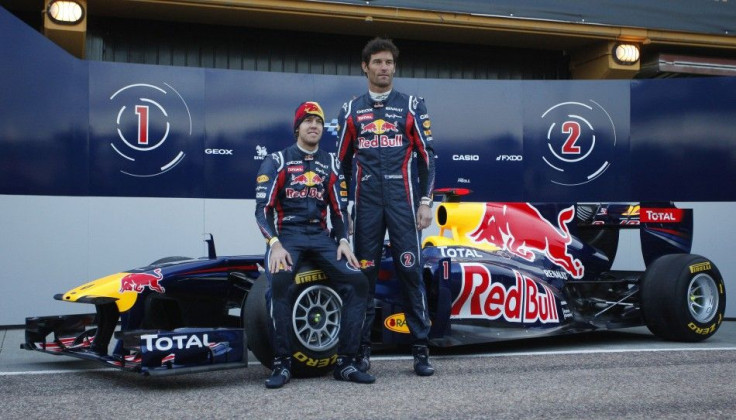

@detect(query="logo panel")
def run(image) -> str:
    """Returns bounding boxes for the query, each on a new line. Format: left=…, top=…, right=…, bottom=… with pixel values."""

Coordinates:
left=539, top=100, right=617, bottom=187
left=106, top=82, right=193, bottom=178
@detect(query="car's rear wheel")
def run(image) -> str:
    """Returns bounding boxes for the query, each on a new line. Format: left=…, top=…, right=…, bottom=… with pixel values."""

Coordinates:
left=641, top=254, right=726, bottom=342
left=243, top=273, right=341, bottom=377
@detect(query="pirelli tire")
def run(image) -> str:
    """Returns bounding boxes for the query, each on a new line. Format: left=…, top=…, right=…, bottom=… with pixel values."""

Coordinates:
left=641, top=254, right=726, bottom=342
left=243, top=274, right=272, bottom=369
left=243, top=273, right=342, bottom=377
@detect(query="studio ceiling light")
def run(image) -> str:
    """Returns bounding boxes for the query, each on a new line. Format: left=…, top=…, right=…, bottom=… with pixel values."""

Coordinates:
left=613, top=43, right=640, bottom=65
left=47, top=0, right=84, bottom=25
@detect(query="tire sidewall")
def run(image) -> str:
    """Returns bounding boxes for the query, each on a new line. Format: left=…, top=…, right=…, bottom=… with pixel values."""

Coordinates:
left=642, top=254, right=726, bottom=341
left=678, top=256, right=726, bottom=339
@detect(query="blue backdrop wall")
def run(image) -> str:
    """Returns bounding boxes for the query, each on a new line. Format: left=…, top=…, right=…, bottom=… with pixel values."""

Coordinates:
left=2, top=8, right=735, bottom=203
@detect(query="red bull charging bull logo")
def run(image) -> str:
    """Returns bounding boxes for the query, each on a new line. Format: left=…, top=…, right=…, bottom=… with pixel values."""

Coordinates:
left=359, top=259, right=375, bottom=269
left=119, top=268, right=165, bottom=293
left=467, top=203, right=584, bottom=279
left=287, top=171, right=325, bottom=199
left=360, top=119, right=399, bottom=135
left=290, top=171, right=323, bottom=187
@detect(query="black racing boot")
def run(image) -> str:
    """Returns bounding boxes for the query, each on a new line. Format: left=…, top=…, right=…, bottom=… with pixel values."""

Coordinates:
left=265, top=356, right=291, bottom=389
left=333, top=355, right=376, bottom=384
left=412, top=345, right=435, bottom=377
left=355, top=344, right=372, bottom=373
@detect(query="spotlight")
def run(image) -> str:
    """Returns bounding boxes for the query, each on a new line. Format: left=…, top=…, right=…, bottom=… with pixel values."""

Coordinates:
left=47, top=0, right=85, bottom=25
left=613, top=43, right=640, bottom=65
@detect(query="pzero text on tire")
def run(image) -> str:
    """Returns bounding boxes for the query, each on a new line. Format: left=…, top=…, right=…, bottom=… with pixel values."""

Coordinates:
left=641, top=254, right=726, bottom=342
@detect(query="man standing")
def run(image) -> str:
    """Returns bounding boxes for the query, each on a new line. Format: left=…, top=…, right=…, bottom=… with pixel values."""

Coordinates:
left=255, top=101, right=376, bottom=388
left=336, top=38, right=436, bottom=376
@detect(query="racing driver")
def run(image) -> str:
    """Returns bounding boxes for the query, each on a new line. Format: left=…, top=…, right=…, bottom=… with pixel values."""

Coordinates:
left=255, top=101, right=375, bottom=388
left=336, top=37, right=436, bottom=376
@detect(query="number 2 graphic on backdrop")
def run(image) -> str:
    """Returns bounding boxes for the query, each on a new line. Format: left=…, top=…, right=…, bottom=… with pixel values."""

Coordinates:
left=540, top=100, right=617, bottom=186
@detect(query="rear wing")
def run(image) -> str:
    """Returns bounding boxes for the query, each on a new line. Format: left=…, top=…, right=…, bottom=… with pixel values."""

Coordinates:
left=576, top=203, right=693, bottom=266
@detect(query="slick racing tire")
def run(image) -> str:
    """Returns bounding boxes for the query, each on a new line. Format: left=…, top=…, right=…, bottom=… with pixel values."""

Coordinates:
left=641, top=254, right=726, bottom=342
left=243, top=274, right=273, bottom=369
left=243, top=273, right=342, bottom=377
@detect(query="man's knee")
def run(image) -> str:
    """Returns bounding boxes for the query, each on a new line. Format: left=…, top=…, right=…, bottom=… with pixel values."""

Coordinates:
left=334, top=272, right=368, bottom=297
left=269, top=272, right=294, bottom=295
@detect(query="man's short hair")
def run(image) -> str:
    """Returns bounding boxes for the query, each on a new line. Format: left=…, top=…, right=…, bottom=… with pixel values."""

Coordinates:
left=361, top=37, right=399, bottom=64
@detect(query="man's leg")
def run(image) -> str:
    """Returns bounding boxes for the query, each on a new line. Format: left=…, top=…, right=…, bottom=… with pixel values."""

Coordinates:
left=264, top=241, right=303, bottom=388
left=309, top=234, right=375, bottom=384
left=353, top=202, right=386, bottom=372
left=386, top=199, right=434, bottom=376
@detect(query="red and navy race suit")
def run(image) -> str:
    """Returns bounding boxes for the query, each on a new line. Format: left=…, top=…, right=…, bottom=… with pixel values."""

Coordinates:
left=255, top=143, right=367, bottom=358
left=336, top=90, right=435, bottom=346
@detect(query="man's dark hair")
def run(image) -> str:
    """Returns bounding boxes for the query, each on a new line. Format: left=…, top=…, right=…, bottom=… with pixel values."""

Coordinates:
left=361, top=37, right=399, bottom=65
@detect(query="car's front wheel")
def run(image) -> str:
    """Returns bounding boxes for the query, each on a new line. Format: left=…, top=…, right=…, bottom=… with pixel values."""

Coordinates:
left=243, top=273, right=342, bottom=377
left=641, top=254, right=726, bottom=342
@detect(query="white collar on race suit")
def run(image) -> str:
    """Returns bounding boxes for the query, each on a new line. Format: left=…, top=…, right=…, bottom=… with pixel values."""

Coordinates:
left=369, top=90, right=391, bottom=102
left=297, top=144, right=318, bottom=155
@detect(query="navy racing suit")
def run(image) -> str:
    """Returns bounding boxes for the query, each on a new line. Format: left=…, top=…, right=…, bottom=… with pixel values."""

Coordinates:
left=255, top=143, right=367, bottom=358
left=336, top=90, right=435, bottom=346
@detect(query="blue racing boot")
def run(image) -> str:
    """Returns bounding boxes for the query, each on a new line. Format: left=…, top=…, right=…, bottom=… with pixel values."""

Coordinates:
left=412, top=345, right=435, bottom=376
left=265, top=356, right=291, bottom=389
left=333, top=355, right=376, bottom=384
left=355, top=345, right=372, bottom=373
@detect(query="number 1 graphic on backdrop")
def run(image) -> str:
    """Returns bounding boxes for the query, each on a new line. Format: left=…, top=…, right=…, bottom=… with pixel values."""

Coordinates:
left=108, top=82, right=190, bottom=177
left=135, top=105, right=149, bottom=145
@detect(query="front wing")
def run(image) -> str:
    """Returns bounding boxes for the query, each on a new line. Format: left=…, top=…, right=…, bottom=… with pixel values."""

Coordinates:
left=21, top=314, right=247, bottom=375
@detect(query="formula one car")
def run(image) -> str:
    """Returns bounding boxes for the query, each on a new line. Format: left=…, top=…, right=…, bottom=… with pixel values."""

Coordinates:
left=22, top=191, right=726, bottom=376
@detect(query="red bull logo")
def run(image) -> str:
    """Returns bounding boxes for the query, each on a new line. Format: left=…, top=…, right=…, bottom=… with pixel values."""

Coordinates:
left=468, top=203, right=584, bottom=279
left=360, top=119, right=398, bottom=135
left=359, top=259, right=375, bottom=269
left=303, top=102, right=322, bottom=114
left=291, top=171, right=323, bottom=187
left=286, top=187, right=324, bottom=199
left=295, top=101, right=325, bottom=123
left=451, top=264, right=560, bottom=324
left=119, top=268, right=165, bottom=293
left=358, top=135, right=404, bottom=149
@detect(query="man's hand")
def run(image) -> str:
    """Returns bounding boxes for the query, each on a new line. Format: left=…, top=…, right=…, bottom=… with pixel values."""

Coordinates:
left=416, top=204, right=432, bottom=230
left=269, top=241, right=292, bottom=273
left=336, top=239, right=360, bottom=269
